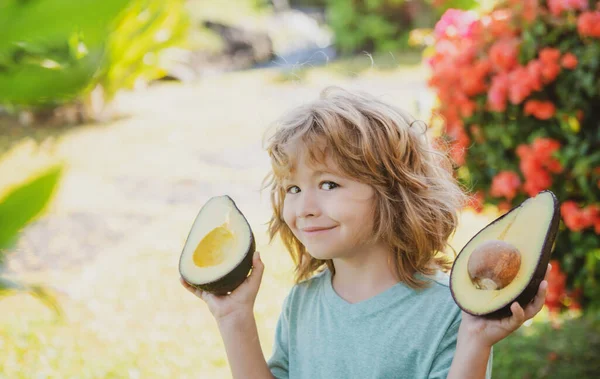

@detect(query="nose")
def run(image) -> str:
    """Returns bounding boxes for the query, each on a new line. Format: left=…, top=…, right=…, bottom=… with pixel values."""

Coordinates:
left=297, top=188, right=321, bottom=219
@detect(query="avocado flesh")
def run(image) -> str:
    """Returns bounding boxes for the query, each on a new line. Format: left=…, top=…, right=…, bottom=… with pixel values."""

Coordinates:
left=179, top=195, right=255, bottom=295
left=450, top=191, right=559, bottom=318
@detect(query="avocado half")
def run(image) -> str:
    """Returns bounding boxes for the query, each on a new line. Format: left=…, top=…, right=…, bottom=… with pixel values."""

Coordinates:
left=450, top=190, right=560, bottom=319
left=179, top=195, right=255, bottom=295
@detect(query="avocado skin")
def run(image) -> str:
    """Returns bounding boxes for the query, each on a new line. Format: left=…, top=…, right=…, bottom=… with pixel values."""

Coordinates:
left=450, top=190, right=560, bottom=319
left=179, top=195, right=256, bottom=296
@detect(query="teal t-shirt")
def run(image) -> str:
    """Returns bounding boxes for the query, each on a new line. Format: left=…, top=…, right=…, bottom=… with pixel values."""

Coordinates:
left=267, top=268, right=493, bottom=379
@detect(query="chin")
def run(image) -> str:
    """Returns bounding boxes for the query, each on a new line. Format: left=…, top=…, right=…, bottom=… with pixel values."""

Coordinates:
left=305, top=247, right=343, bottom=261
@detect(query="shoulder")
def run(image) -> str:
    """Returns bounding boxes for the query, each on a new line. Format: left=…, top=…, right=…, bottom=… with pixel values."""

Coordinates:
left=416, top=269, right=462, bottom=325
left=422, top=269, right=451, bottom=288
left=282, top=269, right=328, bottom=310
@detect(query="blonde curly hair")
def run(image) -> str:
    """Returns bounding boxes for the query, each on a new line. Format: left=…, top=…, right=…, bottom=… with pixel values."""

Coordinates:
left=261, top=86, right=468, bottom=289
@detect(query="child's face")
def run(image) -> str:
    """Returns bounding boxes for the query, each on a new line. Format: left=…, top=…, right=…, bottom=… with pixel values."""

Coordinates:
left=282, top=149, right=377, bottom=261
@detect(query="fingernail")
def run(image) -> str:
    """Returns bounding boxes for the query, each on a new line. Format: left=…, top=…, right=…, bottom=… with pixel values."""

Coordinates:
left=257, top=251, right=261, bottom=260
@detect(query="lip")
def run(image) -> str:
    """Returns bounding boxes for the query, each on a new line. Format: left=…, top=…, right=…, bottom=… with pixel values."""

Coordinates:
left=301, top=226, right=336, bottom=234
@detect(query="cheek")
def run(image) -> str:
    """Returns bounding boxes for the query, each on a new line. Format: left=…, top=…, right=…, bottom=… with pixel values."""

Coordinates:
left=345, top=199, right=376, bottom=233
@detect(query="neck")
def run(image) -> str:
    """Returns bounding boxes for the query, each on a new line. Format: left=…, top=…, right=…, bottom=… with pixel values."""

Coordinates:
left=330, top=243, right=399, bottom=304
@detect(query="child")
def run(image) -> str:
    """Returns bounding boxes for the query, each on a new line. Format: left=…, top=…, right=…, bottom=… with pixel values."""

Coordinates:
left=181, top=86, right=550, bottom=379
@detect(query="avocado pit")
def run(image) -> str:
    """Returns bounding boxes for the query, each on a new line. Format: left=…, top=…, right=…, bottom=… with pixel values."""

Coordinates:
left=467, top=239, right=521, bottom=290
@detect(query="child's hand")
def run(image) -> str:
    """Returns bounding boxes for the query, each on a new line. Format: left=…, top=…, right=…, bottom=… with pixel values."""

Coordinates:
left=180, top=251, right=264, bottom=324
left=458, top=263, right=551, bottom=348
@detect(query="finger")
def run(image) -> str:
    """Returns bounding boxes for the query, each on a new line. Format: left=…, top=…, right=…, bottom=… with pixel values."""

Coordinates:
left=524, top=280, right=548, bottom=320
left=197, top=288, right=218, bottom=308
left=188, top=284, right=218, bottom=306
left=180, top=276, right=210, bottom=300
left=225, top=251, right=264, bottom=298
left=180, top=277, right=195, bottom=293
left=247, top=250, right=265, bottom=289
left=509, top=302, right=525, bottom=329
left=545, top=263, right=551, bottom=281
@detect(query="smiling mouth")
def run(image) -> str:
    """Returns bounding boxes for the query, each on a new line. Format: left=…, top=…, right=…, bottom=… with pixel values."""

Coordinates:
left=302, top=226, right=337, bottom=235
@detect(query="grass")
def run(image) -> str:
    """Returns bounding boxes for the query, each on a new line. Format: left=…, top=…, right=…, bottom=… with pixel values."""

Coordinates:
left=492, top=310, right=600, bottom=379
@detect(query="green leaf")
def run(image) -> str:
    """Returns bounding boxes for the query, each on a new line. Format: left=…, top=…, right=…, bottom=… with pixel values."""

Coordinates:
left=576, top=174, right=592, bottom=199
left=0, top=278, right=63, bottom=318
left=68, top=30, right=89, bottom=60
left=520, top=29, right=537, bottom=63
left=0, top=165, right=63, bottom=250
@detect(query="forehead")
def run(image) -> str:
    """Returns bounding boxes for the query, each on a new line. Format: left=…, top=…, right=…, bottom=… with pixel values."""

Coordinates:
left=283, top=142, right=343, bottom=179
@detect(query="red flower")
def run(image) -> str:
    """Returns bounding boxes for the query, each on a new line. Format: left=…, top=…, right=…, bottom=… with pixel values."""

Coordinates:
left=489, top=38, right=520, bottom=72
left=548, top=0, right=589, bottom=17
left=561, top=53, right=578, bottom=69
left=523, top=169, right=552, bottom=196
left=539, top=48, right=561, bottom=63
left=508, top=67, right=531, bottom=104
left=560, top=202, right=599, bottom=232
left=525, top=60, right=544, bottom=91
left=498, top=201, right=513, bottom=212
left=532, top=138, right=562, bottom=171
left=491, top=171, right=522, bottom=200
left=521, top=0, right=539, bottom=23
left=524, top=100, right=556, bottom=120
left=487, top=9, right=516, bottom=38
left=459, top=98, right=477, bottom=118
left=488, top=73, right=509, bottom=112
left=581, top=205, right=599, bottom=226
left=434, top=9, right=479, bottom=40
left=517, top=138, right=562, bottom=196
left=561, top=201, right=584, bottom=231
left=447, top=123, right=470, bottom=166
left=542, top=62, right=561, bottom=83
left=546, top=260, right=566, bottom=315
left=578, top=11, right=600, bottom=38
left=537, top=48, right=562, bottom=83
left=461, top=59, right=491, bottom=96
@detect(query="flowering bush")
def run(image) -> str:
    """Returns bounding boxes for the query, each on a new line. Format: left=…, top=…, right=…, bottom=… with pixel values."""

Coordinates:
left=428, top=1, right=600, bottom=312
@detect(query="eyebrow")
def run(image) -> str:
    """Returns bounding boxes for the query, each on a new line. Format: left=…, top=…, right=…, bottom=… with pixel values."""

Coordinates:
left=284, top=169, right=340, bottom=183
left=312, top=170, right=331, bottom=177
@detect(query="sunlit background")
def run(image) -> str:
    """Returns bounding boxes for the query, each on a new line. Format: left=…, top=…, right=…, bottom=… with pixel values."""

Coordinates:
left=1, top=1, right=599, bottom=378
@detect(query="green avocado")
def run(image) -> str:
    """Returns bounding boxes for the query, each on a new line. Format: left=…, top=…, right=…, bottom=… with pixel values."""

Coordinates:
left=450, top=190, right=560, bottom=319
left=179, top=195, right=255, bottom=295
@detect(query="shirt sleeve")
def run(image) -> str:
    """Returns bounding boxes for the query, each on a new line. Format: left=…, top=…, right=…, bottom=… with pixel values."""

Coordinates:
left=428, top=320, right=494, bottom=379
left=267, top=293, right=291, bottom=379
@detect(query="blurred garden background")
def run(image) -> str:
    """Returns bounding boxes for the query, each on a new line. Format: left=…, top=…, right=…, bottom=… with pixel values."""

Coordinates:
left=1, top=0, right=599, bottom=378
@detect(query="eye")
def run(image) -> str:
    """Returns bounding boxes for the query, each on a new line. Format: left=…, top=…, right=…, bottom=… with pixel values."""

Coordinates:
left=286, top=185, right=300, bottom=194
left=321, top=181, right=339, bottom=190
